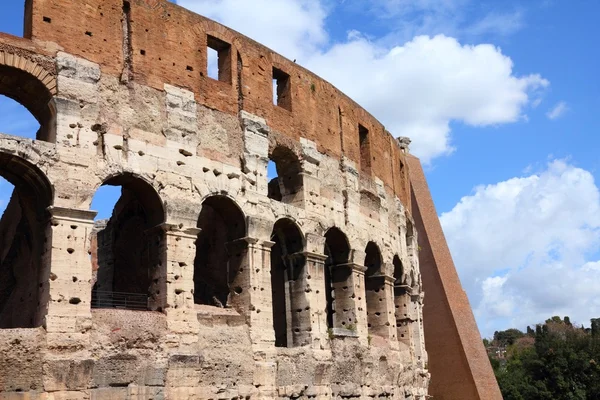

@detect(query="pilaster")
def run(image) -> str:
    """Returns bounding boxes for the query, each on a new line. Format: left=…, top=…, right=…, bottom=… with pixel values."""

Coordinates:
left=162, top=224, right=201, bottom=344
left=226, top=237, right=276, bottom=348
left=44, top=206, right=96, bottom=344
left=365, top=271, right=398, bottom=345
left=303, top=250, right=329, bottom=347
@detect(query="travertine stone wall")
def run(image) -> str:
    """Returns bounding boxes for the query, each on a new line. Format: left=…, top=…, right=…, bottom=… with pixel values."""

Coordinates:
left=0, top=1, right=433, bottom=398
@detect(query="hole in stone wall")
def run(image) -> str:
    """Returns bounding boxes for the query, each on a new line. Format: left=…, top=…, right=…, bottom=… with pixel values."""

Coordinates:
left=273, top=67, right=291, bottom=110
left=90, top=175, right=165, bottom=312
left=85, top=31, right=93, bottom=37
left=268, top=146, right=303, bottom=204
left=207, top=35, right=232, bottom=83
left=359, top=124, right=371, bottom=174
left=140, top=49, right=146, bottom=56
left=43, top=16, right=51, bottom=23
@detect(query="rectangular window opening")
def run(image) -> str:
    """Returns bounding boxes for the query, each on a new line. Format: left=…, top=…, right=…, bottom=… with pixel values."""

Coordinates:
left=207, top=35, right=232, bottom=83
left=359, top=124, right=371, bottom=173
left=273, top=67, right=291, bottom=111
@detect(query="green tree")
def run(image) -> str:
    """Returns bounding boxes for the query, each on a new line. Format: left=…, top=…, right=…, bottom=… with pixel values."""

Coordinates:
left=494, top=317, right=600, bottom=400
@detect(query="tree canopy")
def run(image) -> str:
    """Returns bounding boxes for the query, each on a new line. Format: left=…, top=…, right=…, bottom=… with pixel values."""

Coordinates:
left=488, top=316, right=600, bottom=400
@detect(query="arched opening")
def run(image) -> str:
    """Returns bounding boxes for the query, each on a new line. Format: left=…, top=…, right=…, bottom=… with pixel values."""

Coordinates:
left=267, top=146, right=303, bottom=204
left=393, top=255, right=403, bottom=285
left=0, top=62, right=55, bottom=142
left=323, top=227, right=354, bottom=330
left=194, top=195, right=246, bottom=308
left=0, top=96, right=40, bottom=139
left=364, top=242, right=386, bottom=336
left=0, top=153, right=53, bottom=328
left=270, top=218, right=308, bottom=347
left=90, top=174, right=165, bottom=311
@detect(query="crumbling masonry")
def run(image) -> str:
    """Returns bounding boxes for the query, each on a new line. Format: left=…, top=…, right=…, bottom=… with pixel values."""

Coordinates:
left=0, top=0, right=501, bottom=399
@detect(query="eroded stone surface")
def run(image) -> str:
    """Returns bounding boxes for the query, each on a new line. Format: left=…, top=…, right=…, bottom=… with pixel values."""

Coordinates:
left=0, top=1, right=433, bottom=398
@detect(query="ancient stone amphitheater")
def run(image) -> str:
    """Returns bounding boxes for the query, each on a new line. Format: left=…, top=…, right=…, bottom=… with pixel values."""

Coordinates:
left=0, top=0, right=501, bottom=399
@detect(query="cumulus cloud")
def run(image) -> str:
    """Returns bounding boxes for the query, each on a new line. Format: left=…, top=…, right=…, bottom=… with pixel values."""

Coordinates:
left=546, top=101, right=569, bottom=120
left=440, top=160, right=600, bottom=336
left=177, top=0, right=548, bottom=163
left=177, top=0, right=328, bottom=62
left=306, top=34, right=547, bottom=162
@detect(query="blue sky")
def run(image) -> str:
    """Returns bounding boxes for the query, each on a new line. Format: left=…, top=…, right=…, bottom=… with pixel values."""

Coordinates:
left=2, top=0, right=600, bottom=337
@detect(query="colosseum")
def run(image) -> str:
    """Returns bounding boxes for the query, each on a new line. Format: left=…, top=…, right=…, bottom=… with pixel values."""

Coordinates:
left=0, top=0, right=501, bottom=399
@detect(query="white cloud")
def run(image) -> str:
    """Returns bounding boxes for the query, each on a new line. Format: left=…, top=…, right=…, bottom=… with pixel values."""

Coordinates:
left=178, top=0, right=548, bottom=163
left=546, top=101, right=569, bottom=120
left=440, top=160, right=600, bottom=336
left=306, top=34, right=547, bottom=163
left=177, top=0, right=328, bottom=62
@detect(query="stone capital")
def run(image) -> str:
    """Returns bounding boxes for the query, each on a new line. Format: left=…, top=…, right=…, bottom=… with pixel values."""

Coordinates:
left=47, top=206, right=97, bottom=224
left=227, top=237, right=275, bottom=252
left=158, top=223, right=201, bottom=239
left=302, top=251, right=328, bottom=263
left=336, top=262, right=367, bottom=274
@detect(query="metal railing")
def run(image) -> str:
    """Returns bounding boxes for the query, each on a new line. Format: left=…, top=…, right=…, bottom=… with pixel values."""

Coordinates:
left=91, top=290, right=149, bottom=311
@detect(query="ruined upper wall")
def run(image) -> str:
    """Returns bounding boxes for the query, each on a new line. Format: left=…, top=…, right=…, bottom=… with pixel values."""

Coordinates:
left=24, top=0, right=410, bottom=208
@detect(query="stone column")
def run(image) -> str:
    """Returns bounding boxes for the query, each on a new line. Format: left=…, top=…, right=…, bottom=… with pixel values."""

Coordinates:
left=227, top=237, right=277, bottom=393
left=411, top=289, right=426, bottom=367
left=329, top=260, right=368, bottom=345
left=42, top=207, right=97, bottom=393
left=303, top=250, right=329, bottom=347
left=394, top=284, right=414, bottom=356
left=44, top=206, right=97, bottom=343
left=162, top=224, right=201, bottom=345
left=365, top=271, right=397, bottom=344
left=226, top=237, right=275, bottom=347
left=281, top=251, right=311, bottom=347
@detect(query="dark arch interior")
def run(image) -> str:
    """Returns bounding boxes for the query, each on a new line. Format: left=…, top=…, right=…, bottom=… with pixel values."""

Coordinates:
left=364, top=241, right=382, bottom=278
left=91, top=174, right=165, bottom=311
left=271, top=218, right=306, bottom=347
left=324, top=227, right=352, bottom=329
left=0, top=153, right=53, bottom=328
left=0, top=64, right=55, bottom=142
left=194, top=195, right=247, bottom=307
left=324, top=227, right=350, bottom=266
left=393, top=255, right=403, bottom=285
left=268, top=146, right=303, bottom=203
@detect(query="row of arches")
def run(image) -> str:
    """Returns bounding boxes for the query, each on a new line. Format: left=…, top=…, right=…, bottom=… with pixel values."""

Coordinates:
left=0, top=156, right=419, bottom=351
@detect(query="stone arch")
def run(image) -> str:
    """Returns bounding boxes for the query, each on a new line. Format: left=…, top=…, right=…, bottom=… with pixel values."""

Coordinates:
left=268, top=145, right=303, bottom=203
left=90, top=173, right=166, bottom=311
left=0, top=50, right=57, bottom=142
left=270, top=217, right=309, bottom=347
left=194, top=195, right=247, bottom=307
left=0, top=151, right=53, bottom=328
left=323, top=227, right=354, bottom=330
